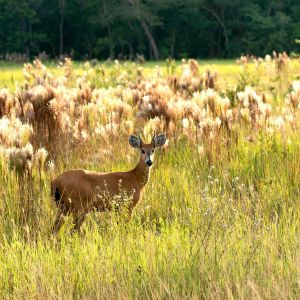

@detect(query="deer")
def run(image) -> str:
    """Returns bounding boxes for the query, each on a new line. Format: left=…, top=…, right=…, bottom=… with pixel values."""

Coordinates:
left=51, top=133, right=167, bottom=232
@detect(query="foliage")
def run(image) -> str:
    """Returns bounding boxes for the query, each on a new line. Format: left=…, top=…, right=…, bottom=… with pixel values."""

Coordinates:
left=0, top=0, right=300, bottom=59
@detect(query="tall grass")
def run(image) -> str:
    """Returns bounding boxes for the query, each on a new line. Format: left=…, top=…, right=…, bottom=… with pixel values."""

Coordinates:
left=0, top=56, right=299, bottom=299
left=0, top=131, right=299, bottom=299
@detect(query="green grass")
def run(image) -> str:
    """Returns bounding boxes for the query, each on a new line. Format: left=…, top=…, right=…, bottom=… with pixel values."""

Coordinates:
left=0, top=59, right=300, bottom=298
left=1, top=58, right=298, bottom=92
left=0, top=59, right=241, bottom=90
left=0, top=132, right=300, bottom=299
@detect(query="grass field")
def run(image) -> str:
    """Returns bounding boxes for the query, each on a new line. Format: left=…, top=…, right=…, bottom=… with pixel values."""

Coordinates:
left=0, top=57, right=300, bottom=299
left=0, top=59, right=241, bottom=90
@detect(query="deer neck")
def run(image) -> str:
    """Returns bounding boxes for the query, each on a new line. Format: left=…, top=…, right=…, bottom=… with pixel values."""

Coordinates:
left=132, top=157, right=151, bottom=188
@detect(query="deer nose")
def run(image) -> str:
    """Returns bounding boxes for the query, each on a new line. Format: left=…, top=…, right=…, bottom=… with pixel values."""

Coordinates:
left=146, top=160, right=153, bottom=167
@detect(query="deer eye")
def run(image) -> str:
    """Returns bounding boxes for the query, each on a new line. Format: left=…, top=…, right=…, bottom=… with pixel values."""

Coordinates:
left=141, top=149, right=145, bottom=154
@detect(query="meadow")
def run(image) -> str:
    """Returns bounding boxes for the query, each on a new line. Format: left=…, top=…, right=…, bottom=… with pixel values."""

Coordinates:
left=0, top=55, right=300, bottom=299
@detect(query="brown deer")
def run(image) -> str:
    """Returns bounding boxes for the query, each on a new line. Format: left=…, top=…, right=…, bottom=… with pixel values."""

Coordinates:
left=51, top=133, right=166, bottom=232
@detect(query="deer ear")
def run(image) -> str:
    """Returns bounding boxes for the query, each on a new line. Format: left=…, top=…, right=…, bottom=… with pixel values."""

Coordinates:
left=153, top=133, right=167, bottom=148
left=129, top=135, right=142, bottom=148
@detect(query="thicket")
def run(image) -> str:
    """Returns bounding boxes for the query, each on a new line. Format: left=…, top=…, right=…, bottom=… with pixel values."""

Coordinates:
left=0, top=0, right=299, bottom=60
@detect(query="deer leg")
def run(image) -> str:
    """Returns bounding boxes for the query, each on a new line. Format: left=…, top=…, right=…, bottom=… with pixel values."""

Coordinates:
left=51, top=211, right=66, bottom=234
left=73, top=213, right=86, bottom=231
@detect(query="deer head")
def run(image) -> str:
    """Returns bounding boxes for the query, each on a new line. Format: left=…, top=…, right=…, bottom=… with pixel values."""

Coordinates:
left=129, top=133, right=167, bottom=167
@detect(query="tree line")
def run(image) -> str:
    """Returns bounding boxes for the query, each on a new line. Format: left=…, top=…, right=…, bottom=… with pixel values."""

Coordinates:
left=0, top=0, right=299, bottom=60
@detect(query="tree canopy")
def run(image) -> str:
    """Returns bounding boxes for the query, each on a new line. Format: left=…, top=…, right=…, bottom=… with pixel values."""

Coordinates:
left=0, top=0, right=299, bottom=59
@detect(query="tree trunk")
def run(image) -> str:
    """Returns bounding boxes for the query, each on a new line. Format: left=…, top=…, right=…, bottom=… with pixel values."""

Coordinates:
left=22, top=19, right=30, bottom=58
left=171, top=30, right=176, bottom=58
left=107, top=25, right=114, bottom=58
left=202, top=5, right=230, bottom=56
left=140, top=19, right=159, bottom=60
left=27, top=21, right=32, bottom=58
left=103, top=0, right=114, bottom=58
left=128, top=42, right=134, bottom=60
left=126, top=0, right=159, bottom=60
left=59, top=19, right=64, bottom=56
left=59, top=0, right=65, bottom=56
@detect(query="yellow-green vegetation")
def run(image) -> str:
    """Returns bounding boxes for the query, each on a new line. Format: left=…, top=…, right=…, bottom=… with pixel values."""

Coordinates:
left=0, top=56, right=300, bottom=299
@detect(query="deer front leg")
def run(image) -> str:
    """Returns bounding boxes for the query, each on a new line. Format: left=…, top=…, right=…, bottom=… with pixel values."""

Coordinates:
left=51, top=211, right=66, bottom=234
left=73, top=213, right=86, bottom=231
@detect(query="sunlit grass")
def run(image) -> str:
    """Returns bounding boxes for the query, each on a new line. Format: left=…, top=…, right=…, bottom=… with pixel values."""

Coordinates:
left=0, top=58, right=299, bottom=298
left=0, top=59, right=242, bottom=90
left=1, top=58, right=298, bottom=91
left=0, top=132, right=300, bottom=298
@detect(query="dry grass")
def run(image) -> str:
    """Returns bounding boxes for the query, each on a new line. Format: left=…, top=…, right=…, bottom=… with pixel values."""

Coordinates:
left=0, top=54, right=299, bottom=299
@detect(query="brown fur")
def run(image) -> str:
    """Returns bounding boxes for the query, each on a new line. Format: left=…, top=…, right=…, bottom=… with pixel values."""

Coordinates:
left=51, top=139, right=163, bottom=232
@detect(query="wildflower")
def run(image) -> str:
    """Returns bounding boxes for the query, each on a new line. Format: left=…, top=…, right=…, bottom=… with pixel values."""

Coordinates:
left=35, top=147, right=48, bottom=170
left=182, top=118, right=189, bottom=129
left=214, top=117, right=222, bottom=129
left=48, top=160, right=55, bottom=172
left=81, top=130, right=89, bottom=141
left=197, top=144, right=205, bottom=157
left=265, top=55, right=271, bottom=62
left=272, top=116, right=285, bottom=129
left=19, top=124, right=33, bottom=146
left=83, top=61, right=90, bottom=69
left=7, top=143, right=33, bottom=174
left=23, top=101, right=35, bottom=123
